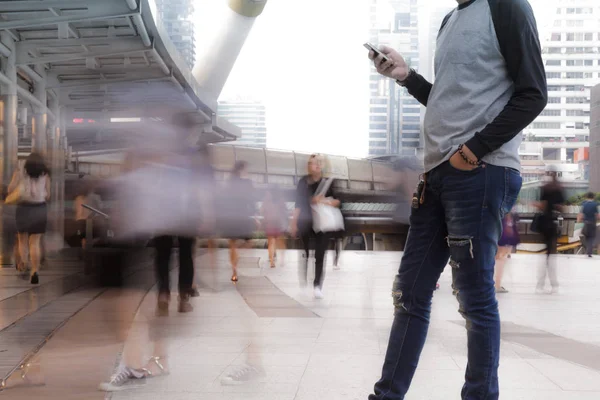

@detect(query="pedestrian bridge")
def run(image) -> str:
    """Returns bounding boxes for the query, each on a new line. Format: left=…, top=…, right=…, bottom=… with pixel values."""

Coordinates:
left=68, top=144, right=405, bottom=201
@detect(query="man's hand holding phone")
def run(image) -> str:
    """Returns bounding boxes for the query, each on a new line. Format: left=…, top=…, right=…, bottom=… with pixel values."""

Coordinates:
left=366, top=44, right=410, bottom=82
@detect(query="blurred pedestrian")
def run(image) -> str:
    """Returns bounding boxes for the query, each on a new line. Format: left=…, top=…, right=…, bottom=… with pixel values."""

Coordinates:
left=291, top=154, right=340, bottom=299
left=7, top=153, right=51, bottom=284
left=535, top=168, right=565, bottom=294
left=494, top=210, right=520, bottom=293
left=221, top=161, right=258, bottom=282
left=98, top=112, right=214, bottom=391
left=578, top=192, right=598, bottom=258
left=261, top=187, right=288, bottom=268
left=333, top=234, right=344, bottom=270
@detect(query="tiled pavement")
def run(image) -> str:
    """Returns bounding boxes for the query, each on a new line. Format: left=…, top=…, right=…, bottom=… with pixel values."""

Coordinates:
left=1, top=249, right=600, bottom=399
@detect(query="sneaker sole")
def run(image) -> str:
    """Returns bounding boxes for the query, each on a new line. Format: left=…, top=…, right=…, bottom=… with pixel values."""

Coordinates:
left=98, top=382, right=146, bottom=392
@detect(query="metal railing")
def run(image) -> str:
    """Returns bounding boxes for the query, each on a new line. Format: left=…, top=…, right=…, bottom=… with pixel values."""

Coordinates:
left=81, top=204, right=111, bottom=253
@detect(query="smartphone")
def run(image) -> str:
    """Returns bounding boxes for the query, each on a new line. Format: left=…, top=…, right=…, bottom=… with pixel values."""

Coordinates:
left=364, top=42, right=389, bottom=62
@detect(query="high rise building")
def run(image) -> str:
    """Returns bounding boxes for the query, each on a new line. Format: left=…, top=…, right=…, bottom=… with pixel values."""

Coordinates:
left=155, top=0, right=196, bottom=69
left=590, top=84, right=600, bottom=191
left=368, top=0, right=421, bottom=156
left=218, top=99, right=267, bottom=148
left=523, top=1, right=600, bottom=168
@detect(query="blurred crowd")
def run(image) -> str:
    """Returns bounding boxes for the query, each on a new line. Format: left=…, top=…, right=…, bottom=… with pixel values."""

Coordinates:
left=4, top=112, right=599, bottom=392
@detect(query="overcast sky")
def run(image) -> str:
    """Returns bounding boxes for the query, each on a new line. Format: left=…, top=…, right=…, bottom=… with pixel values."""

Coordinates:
left=194, top=0, right=557, bottom=157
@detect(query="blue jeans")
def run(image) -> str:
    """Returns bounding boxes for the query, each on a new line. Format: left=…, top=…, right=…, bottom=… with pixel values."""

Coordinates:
left=369, top=161, right=522, bottom=400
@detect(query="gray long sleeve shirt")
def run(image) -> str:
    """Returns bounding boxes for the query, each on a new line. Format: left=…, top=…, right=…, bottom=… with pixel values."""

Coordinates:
left=402, top=0, right=547, bottom=172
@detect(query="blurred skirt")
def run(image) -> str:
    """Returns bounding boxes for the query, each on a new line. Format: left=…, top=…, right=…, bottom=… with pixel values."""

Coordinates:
left=16, top=202, right=47, bottom=234
left=219, top=218, right=255, bottom=241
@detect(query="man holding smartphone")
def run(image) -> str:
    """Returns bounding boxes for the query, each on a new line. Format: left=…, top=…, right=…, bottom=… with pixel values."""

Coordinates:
left=367, top=0, right=546, bottom=399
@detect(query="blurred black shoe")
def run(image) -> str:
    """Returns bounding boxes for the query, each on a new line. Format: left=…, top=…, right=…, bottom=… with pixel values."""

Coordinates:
left=178, top=294, right=193, bottom=313
left=156, top=293, right=169, bottom=316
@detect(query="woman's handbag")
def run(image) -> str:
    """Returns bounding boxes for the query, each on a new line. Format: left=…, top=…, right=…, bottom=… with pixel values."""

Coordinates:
left=5, top=173, right=33, bottom=205
left=312, top=178, right=344, bottom=233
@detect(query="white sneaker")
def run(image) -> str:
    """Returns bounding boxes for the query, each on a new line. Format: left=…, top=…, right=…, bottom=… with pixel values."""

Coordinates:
left=221, top=364, right=265, bottom=386
left=98, top=367, right=146, bottom=392
left=314, top=287, right=324, bottom=299
left=550, top=286, right=559, bottom=295
left=535, top=288, right=546, bottom=295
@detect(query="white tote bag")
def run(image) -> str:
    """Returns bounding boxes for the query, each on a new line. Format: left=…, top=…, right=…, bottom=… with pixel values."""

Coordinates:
left=311, top=178, right=344, bottom=233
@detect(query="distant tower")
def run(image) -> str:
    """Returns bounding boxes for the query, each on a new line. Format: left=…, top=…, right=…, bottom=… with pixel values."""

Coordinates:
left=218, top=98, right=268, bottom=148
left=155, top=0, right=196, bottom=69
left=368, top=0, right=422, bottom=157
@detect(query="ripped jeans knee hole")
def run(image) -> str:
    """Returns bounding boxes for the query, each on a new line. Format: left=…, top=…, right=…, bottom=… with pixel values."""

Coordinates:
left=447, top=236, right=474, bottom=269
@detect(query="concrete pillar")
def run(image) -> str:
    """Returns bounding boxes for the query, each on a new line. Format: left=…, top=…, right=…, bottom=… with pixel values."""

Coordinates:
left=48, top=98, right=61, bottom=235
left=57, top=116, right=66, bottom=240
left=192, top=0, right=268, bottom=99
left=0, top=32, right=18, bottom=266
left=32, top=66, right=48, bottom=154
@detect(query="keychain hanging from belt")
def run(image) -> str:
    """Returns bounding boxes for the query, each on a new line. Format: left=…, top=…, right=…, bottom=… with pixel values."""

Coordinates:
left=411, top=174, right=426, bottom=210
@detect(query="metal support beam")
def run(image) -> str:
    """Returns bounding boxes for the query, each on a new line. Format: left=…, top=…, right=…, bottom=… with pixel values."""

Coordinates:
left=18, top=65, right=43, bottom=83
left=132, top=14, right=151, bottom=47
left=125, top=0, right=139, bottom=10
left=0, top=41, right=10, bottom=58
left=16, top=37, right=149, bottom=65
left=50, top=65, right=161, bottom=75
left=0, top=0, right=135, bottom=30
left=124, top=1, right=152, bottom=48
left=3, top=30, right=19, bottom=42
left=150, top=49, right=170, bottom=75
left=16, top=86, right=55, bottom=120
left=48, top=8, right=80, bottom=39
left=49, top=73, right=172, bottom=90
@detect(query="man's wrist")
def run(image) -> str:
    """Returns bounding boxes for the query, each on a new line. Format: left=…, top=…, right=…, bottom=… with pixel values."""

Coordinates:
left=458, top=144, right=480, bottom=166
left=463, top=135, right=490, bottom=162
left=396, top=68, right=414, bottom=86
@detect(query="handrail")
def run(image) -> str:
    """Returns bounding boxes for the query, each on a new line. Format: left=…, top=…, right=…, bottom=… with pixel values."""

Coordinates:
left=82, top=204, right=109, bottom=219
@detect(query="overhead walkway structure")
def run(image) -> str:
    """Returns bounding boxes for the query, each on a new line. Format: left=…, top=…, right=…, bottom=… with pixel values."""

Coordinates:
left=0, top=0, right=267, bottom=265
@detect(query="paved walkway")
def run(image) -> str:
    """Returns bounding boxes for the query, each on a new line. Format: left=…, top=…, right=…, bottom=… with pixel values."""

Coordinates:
left=1, top=249, right=600, bottom=399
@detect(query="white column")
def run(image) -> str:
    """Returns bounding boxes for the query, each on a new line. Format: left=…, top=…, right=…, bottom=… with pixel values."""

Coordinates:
left=192, top=0, right=268, bottom=99
left=58, top=114, right=66, bottom=240
left=49, top=98, right=61, bottom=233
left=0, top=32, right=18, bottom=266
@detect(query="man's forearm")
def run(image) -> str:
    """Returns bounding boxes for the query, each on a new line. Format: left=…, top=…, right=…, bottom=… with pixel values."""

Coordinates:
left=398, top=69, right=433, bottom=107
